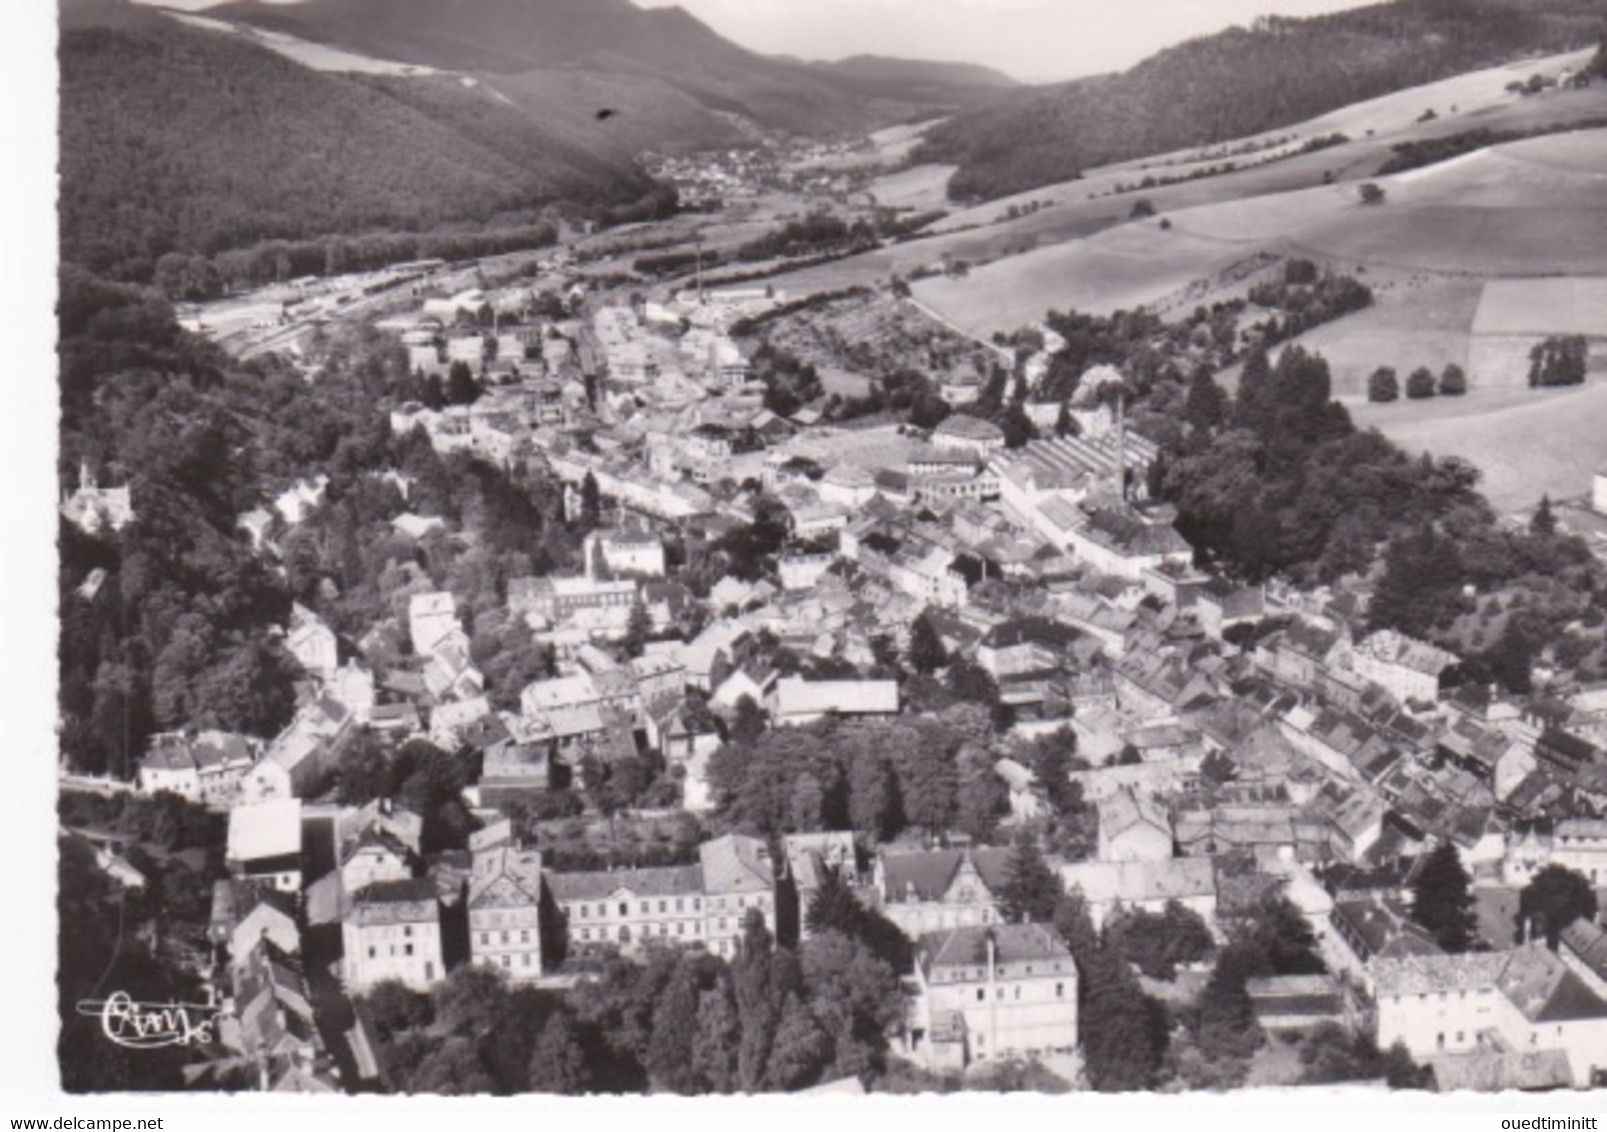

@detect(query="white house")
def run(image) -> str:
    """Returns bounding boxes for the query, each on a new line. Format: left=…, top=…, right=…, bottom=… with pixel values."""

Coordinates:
left=1097, top=788, right=1174, bottom=862
left=468, top=844, right=544, bottom=980
left=137, top=731, right=258, bottom=805
left=1349, top=630, right=1457, bottom=706
left=585, top=526, right=666, bottom=579
left=875, top=847, right=1011, bottom=939
left=226, top=799, right=304, bottom=893
left=343, top=879, right=443, bottom=993
left=287, top=604, right=339, bottom=680
left=408, top=592, right=460, bottom=658
left=1373, top=947, right=1607, bottom=1088
left=906, top=924, right=1078, bottom=1072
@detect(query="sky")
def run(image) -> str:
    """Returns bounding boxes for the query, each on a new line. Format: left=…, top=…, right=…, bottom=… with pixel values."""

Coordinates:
left=632, top=0, right=1383, bottom=82
left=144, top=0, right=1382, bottom=83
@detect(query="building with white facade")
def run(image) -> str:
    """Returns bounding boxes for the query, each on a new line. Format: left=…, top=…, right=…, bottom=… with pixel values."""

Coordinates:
left=468, top=844, right=544, bottom=980
left=584, top=525, right=667, bottom=579
left=875, top=847, right=1011, bottom=939
left=931, top=415, right=1006, bottom=457
left=906, top=924, right=1078, bottom=1072
left=549, top=864, right=710, bottom=958
left=699, top=834, right=777, bottom=959
left=226, top=799, right=304, bottom=894
left=1349, top=630, right=1456, bottom=706
left=342, top=879, right=443, bottom=993
left=137, top=731, right=259, bottom=805
left=1372, top=946, right=1607, bottom=1088
left=407, top=592, right=460, bottom=658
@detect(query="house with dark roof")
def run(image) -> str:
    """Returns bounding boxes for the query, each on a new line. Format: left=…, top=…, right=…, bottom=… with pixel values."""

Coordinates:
left=221, top=937, right=328, bottom=1091
left=1328, top=894, right=1443, bottom=986
left=1246, top=974, right=1352, bottom=1034
left=468, top=845, right=544, bottom=980
left=341, top=879, right=443, bottom=992
left=874, top=847, right=1012, bottom=939
left=976, top=616, right=1086, bottom=680
left=1559, top=919, right=1607, bottom=1000
left=905, top=924, right=1078, bottom=1072
left=1064, top=506, right=1192, bottom=581
left=137, top=731, right=260, bottom=806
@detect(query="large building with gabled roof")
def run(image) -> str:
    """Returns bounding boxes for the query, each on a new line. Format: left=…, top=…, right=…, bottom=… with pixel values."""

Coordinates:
left=468, top=844, right=544, bottom=980
left=1372, top=944, right=1607, bottom=1087
left=342, top=878, right=442, bottom=992
left=906, top=923, right=1078, bottom=1072
left=874, top=846, right=1012, bottom=939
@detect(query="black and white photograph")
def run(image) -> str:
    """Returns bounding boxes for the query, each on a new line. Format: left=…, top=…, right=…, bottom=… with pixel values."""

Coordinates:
left=24, top=0, right=1607, bottom=1110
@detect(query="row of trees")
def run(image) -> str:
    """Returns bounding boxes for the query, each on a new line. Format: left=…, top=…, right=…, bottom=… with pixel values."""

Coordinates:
left=1367, top=363, right=1467, bottom=402
left=366, top=904, right=904, bottom=1095
left=1529, top=336, right=1590, bottom=388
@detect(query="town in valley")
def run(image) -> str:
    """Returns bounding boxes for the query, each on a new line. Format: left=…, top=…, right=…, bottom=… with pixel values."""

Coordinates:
left=52, top=0, right=1607, bottom=1101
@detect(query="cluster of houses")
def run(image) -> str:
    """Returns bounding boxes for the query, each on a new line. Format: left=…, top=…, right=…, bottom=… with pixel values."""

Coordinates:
left=96, top=256, right=1607, bottom=1094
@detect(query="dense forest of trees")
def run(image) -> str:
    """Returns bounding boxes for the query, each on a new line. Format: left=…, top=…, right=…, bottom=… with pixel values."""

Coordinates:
left=57, top=268, right=585, bottom=776
left=362, top=909, right=903, bottom=1095
left=1147, top=335, right=1607, bottom=690
left=916, top=0, right=1606, bottom=200
left=704, top=710, right=1001, bottom=843
left=1377, top=118, right=1607, bottom=176
left=59, top=5, right=659, bottom=282
left=1529, top=335, right=1590, bottom=387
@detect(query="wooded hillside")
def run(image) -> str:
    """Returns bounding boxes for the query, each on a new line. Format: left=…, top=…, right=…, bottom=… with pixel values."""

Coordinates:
left=917, top=0, right=1606, bottom=201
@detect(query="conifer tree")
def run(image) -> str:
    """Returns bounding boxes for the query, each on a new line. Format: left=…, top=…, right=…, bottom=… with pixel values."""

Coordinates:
left=998, top=836, right=1062, bottom=925
left=1409, top=842, right=1478, bottom=953
left=907, top=612, right=948, bottom=675
left=527, top=1011, right=589, bottom=1095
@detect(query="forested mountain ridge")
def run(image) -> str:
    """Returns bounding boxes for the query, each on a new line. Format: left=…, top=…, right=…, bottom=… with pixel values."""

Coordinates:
left=805, top=55, right=1020, bottom=99
left=59, top=0, right=1020, bottom=282
left=59, top=2, right=660, bottom=280
left=208, top=0, right=1016, bottom=136
left=917, top=0, right=1607, bottom=201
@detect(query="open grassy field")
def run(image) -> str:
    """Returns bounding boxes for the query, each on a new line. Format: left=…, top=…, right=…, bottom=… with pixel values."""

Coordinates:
left=1349, top=378, right=1607, bottom=514
left=869, top=163, right=957, bottom=211
left=763, top=51, right=1607, bottom=317
left=1285, top=275, right=1487, bottom=397
left=868, top=118, right=948, bottom=164
left=911, top=124, right=1607, bottom=337
left=915, top=224, right=1256, bottom=330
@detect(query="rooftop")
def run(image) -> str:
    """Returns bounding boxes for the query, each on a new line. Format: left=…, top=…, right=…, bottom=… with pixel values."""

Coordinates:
left=773, top=677, right=900, bottom=719
left=934, top=414, right=1005, bottom=441
left=546, top=864, right=705, bottom=902
left=700, top=834, right=773, bottom=895
left=880, top=847, right=1012, bottom=903
left=227, top=799, right=303, bottom=863
left=918, top=922, right=1073, bottom=974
